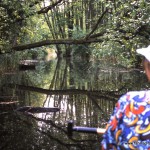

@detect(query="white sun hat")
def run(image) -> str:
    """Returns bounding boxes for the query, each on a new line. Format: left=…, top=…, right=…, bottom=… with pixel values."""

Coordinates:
left=136, top=45, right=150, bottom=61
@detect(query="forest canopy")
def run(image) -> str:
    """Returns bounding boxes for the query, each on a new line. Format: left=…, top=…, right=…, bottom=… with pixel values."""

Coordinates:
left=0, top=1, right=150, bottom=149
left=0, top=0, right=150, bottom=65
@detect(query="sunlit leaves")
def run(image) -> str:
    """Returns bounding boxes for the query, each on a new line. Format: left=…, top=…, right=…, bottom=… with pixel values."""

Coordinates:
left=1, top=0, right=150, bottom=67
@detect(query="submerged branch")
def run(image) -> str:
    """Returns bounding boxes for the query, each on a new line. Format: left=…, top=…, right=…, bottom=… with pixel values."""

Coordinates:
left=8, top=84, right=89, bottom=95
left=7, top=84, right=120, bottom=101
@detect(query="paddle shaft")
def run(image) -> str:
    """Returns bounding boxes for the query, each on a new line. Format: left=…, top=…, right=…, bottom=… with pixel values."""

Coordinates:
left=67, top=121, right=106, bottom=136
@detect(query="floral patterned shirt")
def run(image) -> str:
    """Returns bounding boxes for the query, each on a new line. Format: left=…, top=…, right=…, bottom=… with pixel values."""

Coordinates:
left=101, top=91, right=150, bottom=150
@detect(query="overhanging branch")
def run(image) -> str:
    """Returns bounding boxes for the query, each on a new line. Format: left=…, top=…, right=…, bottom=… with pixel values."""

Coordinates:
left=12, top=39, right=103, bottom=51
left=38, top=0, right=63, bottom=14
left=85, top=9, right=108, bottom=39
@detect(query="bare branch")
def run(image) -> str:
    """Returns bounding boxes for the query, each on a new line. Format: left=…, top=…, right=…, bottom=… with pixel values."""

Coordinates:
left=38, top=0, right=63, bottom=14
left=16, top=106, right=60, bottom=113
left=7, top=84, right=120, bottom=101
left=85, top=9, right=108, bottom=39
left=12, top=39, right=103, bottom=51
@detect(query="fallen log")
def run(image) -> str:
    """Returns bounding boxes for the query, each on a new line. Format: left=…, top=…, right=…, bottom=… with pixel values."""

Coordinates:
left=7, top=84, right=120, bottom=100
left=0, top=101, right=18, bottom=111
left=0, top=101, right=18, bottom=105
left=19, top=60, right=39, bottom=65
left=12, top=39, right=103, bottom=51
left=16, top=106, right=60, bottom=113
left=19, top=64, right=36, bottom=71
left=19, top=60, right=39, bottom=71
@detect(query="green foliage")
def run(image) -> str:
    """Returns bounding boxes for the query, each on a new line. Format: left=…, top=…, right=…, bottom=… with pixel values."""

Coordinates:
left=1, top=0, right=150, bottom=66
left=20, top=15, right=51, bottom=44
left=89, top=0, right=150, bottom=66
left=0, top=0, right=27, bottom=52
left=72, top=26, right=87, bottom=39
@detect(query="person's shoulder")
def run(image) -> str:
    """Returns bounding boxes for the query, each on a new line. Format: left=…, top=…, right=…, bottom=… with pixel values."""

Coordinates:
left=119, top=90, right=150, bottom=103
left=126, top=90, right=148, bottom=95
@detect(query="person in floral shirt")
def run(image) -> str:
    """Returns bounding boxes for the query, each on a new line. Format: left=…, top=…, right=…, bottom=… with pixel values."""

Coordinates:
left=101, top=45, right=150, bottom=150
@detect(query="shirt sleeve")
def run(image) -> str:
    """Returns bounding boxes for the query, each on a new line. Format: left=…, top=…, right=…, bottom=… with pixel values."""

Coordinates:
left=101, top=90, right=150, bottom=150
left=101, top=93, right=127, bottom=150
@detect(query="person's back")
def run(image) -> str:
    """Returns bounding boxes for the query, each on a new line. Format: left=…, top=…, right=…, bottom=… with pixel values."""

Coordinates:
left=101, top=45, right=150, bottom=150
left=101, top=90, right=150, bottom=150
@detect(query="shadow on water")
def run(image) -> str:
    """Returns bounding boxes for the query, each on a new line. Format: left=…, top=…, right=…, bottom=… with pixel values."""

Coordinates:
left=0, top=54, right=149, bottom=150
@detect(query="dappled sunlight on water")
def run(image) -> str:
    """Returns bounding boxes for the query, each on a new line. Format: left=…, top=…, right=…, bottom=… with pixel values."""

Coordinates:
left=1, top=55, right=149, bottom=150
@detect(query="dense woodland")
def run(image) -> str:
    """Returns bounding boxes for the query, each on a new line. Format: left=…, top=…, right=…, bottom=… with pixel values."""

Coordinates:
left=1, top=0, right=150, bottom=64
left=0, top=0, right=150, bottom=150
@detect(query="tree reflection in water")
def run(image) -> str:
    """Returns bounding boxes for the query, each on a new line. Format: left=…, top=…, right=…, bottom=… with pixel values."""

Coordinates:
left=0, top=56, right=148, bottom=150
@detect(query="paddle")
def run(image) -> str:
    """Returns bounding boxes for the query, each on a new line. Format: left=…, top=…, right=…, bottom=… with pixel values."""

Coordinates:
left=67, top=120, right=106, bottom=137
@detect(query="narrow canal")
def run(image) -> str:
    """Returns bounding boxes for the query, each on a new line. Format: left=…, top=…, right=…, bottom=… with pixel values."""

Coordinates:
left=0, top=53, right=149, bottom=150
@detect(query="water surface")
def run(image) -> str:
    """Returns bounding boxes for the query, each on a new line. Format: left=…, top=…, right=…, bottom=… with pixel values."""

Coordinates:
left=0, top=55, right=148, bottom=150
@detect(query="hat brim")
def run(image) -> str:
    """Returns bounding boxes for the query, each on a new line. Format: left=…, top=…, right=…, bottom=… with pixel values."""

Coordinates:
left=136, top=45, right=150, bottom=61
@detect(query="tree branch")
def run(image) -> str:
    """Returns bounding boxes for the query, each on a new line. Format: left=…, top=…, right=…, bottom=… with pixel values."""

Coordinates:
left=88, top=31, right=106, bottom=39
left=85, top=9, right=108, bottom=39
left=16, top=106, right=60, bottom=113
left=38, top=0, right=63, bottom=14
left=7, top=84, right=120, bottom=101
left=12, top=39, right=103, bottom=51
